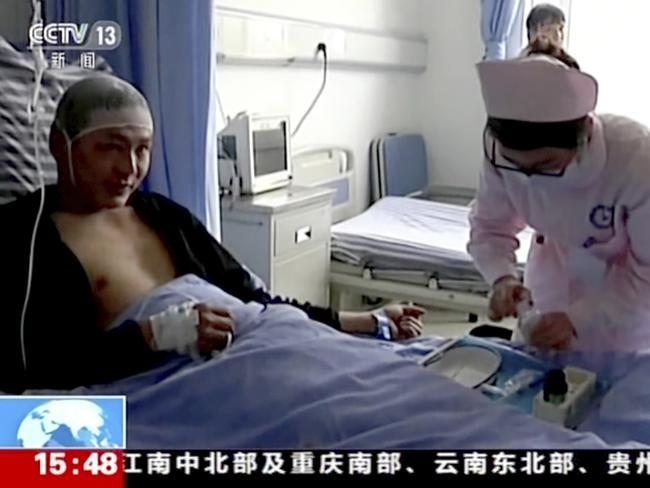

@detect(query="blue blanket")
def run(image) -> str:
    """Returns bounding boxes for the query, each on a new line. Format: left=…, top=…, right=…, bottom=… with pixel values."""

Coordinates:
left=52, top=322, right=648, bottom=448
left=25, top=275, right=650, bottom=449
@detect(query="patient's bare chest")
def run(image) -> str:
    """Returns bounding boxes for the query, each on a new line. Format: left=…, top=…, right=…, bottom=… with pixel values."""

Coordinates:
left=52, top=207, right=176, bottom=328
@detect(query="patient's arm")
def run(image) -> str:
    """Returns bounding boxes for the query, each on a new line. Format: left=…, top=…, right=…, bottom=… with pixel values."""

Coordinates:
left=138, top=303, right=235, bottom=356
left=153, top=195, right=424, bottom=338
left=162, top=197, right=342, bottom=329
left=340, top=304, right=425, bottom=339
left=90, top=320, right=167, bottom=384
left=70, top=305, right=234, bottom=388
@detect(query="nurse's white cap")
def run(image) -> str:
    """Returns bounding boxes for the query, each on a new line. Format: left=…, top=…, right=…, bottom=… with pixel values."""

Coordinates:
left=476, top=55, right=598, bottom=122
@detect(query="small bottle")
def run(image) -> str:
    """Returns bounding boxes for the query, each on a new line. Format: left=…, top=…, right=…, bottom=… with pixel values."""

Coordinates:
left=516, top=301, right=542, bottom=343
left=543, top=369, right=568, bottom=405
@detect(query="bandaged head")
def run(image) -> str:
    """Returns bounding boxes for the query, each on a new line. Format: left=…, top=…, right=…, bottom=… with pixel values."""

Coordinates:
left=50, top=75, right=154, bottom=186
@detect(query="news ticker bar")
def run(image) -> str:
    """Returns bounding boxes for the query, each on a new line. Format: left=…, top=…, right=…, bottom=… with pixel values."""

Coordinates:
left=3, top=450, right=650, bottom=486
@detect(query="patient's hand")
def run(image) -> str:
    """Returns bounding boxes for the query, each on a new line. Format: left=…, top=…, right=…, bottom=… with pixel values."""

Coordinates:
left=338, top=304, right=425, bottom=340
left=141, top=303, right=235, bottom=356
left=194, top=304, right=235, bottom=355
left=382, top=304, right=425, bottom=339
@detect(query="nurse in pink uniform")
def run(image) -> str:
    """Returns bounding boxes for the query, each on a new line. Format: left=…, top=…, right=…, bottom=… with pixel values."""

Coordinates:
left=469, top=42, right=650, bottom=352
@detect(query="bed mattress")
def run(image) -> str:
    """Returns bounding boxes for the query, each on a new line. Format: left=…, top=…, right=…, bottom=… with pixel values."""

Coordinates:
left=331, top=196, right=533, bottom=285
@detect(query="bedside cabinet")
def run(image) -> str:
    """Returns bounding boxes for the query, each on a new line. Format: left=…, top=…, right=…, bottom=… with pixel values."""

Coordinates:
left=220, top=186, right=335, bottom=307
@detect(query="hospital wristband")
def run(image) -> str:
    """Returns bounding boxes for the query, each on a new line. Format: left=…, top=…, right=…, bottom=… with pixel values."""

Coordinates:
left=372, top=311, right=393, bottom=341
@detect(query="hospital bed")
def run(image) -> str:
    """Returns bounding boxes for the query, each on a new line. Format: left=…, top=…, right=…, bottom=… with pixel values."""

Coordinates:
left=1, top=37, right=648, bottom=451
left=292, top=138, right=533, bottom=315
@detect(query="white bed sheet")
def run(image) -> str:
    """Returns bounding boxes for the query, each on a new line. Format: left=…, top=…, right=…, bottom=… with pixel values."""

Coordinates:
left=331, top=197, right=533, bottom=279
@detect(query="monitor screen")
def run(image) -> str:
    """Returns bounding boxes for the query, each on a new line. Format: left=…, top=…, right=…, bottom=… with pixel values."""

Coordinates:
left=252, top=122, right=288, bottom=177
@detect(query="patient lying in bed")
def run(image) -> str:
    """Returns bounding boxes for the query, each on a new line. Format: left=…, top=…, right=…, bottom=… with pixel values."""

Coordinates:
left=53, top=276, right=648, bottom=450
left=0, top=75, right=424, bottom=393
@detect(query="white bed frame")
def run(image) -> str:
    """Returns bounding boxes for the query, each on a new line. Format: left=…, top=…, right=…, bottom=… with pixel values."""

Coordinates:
left=329, top=267, right=489, bottom=314
left=291, top=146, right=490, bottom=317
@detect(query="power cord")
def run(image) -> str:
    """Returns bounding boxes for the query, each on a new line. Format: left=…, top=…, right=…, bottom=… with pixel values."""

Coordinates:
left=291, top=42, right=328, bottom=138
left=216, top=88, right=228, bottom=125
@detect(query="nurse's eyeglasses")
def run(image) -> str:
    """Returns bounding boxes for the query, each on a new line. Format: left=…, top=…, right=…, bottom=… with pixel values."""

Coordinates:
left=483, top=128, right=566, bottom=178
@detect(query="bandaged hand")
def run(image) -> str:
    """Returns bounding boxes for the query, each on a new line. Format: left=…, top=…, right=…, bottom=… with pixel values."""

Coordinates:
left=489, top=275, right=532, bottom=321
left=529, top=312, right=577, bottom=351
left=146, top=301, right=234, bottom=358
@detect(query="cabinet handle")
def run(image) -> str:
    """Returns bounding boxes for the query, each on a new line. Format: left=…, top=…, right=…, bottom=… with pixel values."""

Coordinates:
left=295, top=226, right=312, bottom=243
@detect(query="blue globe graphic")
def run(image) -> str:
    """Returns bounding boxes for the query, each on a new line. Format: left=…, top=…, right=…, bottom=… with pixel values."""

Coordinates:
left=17, top=400, right=118, bottom=448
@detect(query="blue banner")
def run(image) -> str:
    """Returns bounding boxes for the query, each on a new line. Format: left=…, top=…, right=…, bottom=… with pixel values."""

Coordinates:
left=0, top=396, right=125, bottom=449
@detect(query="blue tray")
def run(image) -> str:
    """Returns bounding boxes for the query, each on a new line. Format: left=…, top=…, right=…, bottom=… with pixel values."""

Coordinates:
left=447, top=336, right=609, bottom=418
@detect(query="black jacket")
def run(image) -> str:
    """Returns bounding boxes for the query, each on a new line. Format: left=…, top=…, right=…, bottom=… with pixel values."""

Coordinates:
left=0, top=187, right=340, bottom=393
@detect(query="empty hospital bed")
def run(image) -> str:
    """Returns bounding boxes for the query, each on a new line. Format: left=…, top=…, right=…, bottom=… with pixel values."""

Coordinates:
left=293, top=135, right=532, bottom=314
left=331, top=195, right=533, bottom=312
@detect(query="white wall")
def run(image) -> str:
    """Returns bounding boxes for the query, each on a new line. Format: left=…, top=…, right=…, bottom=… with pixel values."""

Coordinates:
left=216, top=0, right=424, bottom=212
left=218, top=0, right=423, bottom=34
left=568, top=0, right=650, bottom=128
left=4, top=0, right=489, bottom=203
left=417, top=0, right=486, bottom=188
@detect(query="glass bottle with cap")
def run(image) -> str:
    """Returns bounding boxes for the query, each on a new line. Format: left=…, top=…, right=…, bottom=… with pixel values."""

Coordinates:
left=543, top=369, right=568, bottom=405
